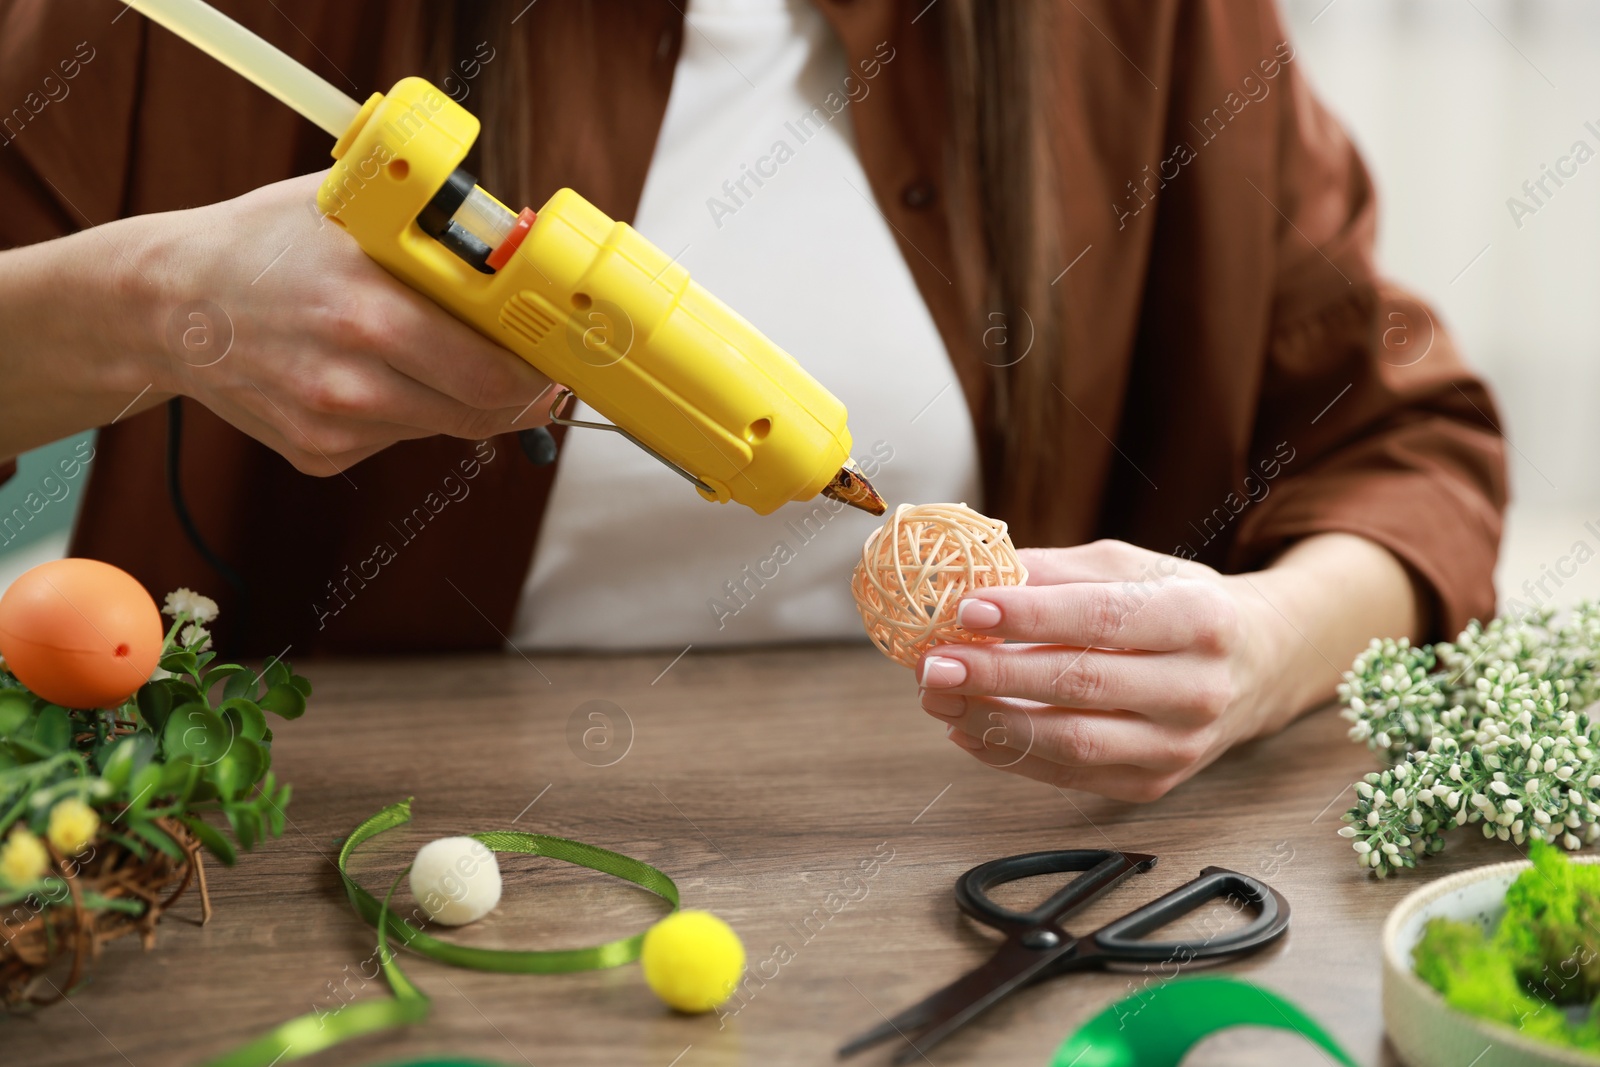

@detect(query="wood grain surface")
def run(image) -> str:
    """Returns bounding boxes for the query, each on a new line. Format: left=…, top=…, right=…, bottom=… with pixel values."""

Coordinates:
left=2, top=643, right=1530, bottom=1067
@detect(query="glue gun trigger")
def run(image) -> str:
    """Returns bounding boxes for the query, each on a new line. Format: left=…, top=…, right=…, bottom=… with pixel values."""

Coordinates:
left=544, top=387, right=716, bottom=495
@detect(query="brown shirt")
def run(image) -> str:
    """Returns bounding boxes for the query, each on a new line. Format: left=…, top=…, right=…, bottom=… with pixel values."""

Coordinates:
left=0, top=0, right=1507, bottom=655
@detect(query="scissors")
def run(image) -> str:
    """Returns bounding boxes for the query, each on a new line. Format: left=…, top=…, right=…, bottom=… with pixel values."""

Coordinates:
left=837, top=849, right=1290, bottom=1064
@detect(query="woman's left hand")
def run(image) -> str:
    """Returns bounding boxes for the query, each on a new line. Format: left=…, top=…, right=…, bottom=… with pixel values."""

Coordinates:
left=915, top=535, right=1416, bottom=802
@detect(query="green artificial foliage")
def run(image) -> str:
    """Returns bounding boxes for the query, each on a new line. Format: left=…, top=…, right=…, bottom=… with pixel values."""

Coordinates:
left=1413, top=842, right=1600, bottom=1054
left=0, top=591, right=307, bottom=906
left=1337, top=604, right=1600, bottom=875
left=1501, top=835, right=1600, bottom=1000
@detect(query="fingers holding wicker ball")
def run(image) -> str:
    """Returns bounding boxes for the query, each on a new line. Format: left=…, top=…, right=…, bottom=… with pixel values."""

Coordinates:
left=1011, top=538, right=1199, bottom=585
left=953, top=575, right=1239, bottom=654
left=920, top=689, right=1219, bottom=775
left=921, top=694, right=1211, bottom=801
left=948, top=741, right=1193, bottom=804
left=918, top=642, right=1238, bottom=723
left=850, top=503, right=1028, bottom=668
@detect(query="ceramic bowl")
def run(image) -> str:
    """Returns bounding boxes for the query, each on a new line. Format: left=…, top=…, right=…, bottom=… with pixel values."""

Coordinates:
left=1383, top=856, right=1600, bottom=1067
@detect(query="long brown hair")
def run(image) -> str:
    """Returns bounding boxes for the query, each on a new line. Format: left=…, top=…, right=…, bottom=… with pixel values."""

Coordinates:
left=425, top=1, right=1062, bottom=543
left=939, top=0, right=1061, bottom=545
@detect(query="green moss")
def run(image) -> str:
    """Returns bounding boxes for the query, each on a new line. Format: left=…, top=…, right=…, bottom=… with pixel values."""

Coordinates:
left=1414, top=842, right=1600, bottom=1053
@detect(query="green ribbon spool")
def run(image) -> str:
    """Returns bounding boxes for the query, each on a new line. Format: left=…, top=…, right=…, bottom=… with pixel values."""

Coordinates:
left=1049, top=976, right=1360, bottom=1067
left=201, top=798, right=678, bottom=1067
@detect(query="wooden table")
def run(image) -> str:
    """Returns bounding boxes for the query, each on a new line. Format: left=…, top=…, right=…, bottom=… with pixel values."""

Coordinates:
left=7, top=644, right=1523, bottom=1067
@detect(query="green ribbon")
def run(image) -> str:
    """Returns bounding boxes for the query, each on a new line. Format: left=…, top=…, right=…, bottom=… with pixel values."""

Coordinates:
left=1049, top=976, right=1359, bottom=1067
left=341, top=804, right=680, bottom=973
left=201, top=798, right=678, bottom=1067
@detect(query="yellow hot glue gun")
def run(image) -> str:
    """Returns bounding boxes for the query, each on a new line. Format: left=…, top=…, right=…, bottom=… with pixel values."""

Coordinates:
left=119, top=0, right=885, bottom=518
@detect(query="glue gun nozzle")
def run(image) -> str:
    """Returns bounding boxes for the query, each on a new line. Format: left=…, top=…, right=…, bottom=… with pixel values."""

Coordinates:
left=821, top=458, right=887, bottom=516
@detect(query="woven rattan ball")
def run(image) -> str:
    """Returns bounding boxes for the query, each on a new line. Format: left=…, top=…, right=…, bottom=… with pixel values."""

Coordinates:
left=850, top=502, right=1028, bottom=667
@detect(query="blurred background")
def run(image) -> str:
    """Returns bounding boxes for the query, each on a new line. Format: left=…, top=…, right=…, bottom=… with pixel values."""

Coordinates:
left=4, top=0, right=1598, bottom=614
left=1281, top=0, right=1600, bottom=610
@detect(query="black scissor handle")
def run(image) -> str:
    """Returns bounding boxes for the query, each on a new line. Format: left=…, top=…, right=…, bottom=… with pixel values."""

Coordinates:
left=1089, top=865, right=1290, bottom=962
left=954, top=849, right=1157, bottom=933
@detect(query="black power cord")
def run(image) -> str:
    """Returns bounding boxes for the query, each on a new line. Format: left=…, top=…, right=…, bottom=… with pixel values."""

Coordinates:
left=518, top=426, right=558, bottom=465
left=165, top=398, right=251, bottom=635
left=165, top=403, right=553, bottom=643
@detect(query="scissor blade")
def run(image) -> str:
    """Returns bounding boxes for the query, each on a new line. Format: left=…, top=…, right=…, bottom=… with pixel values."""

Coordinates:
left=888, top=941, right=1067, bottom=1064
left=840, top=938, right=1068, bottom=1061
left=837, top=977, right=972, bottom=1057
left=837, top=1016, right=919, bottom=1058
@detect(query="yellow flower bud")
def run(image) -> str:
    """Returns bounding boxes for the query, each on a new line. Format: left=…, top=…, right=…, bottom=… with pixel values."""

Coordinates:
left=0, top=828, right=49, bottom=886
left=47, top=797, right=99, bottom=856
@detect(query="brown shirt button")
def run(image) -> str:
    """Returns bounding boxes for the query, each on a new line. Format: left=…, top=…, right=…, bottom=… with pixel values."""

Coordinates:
left=902, top=180, right=936, bottom=209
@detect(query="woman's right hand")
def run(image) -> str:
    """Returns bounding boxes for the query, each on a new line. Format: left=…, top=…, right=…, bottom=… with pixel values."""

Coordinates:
left=0, top=171, right=554, bottom=473
left=140, top=172, right=556, bottom=474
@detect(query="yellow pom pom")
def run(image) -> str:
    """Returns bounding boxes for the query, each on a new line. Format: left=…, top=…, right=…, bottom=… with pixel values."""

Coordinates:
left=47, top=797, right=99, bottom=856
left=640, top=910, right=745, bottom=1013
left=0, top=828, right=49, bottom=886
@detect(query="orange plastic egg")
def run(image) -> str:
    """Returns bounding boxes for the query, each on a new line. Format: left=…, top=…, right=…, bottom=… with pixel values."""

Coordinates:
left=0, top=558, right=163, bottom=709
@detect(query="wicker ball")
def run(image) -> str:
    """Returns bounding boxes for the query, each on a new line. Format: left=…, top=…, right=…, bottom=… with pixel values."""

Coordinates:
left=850, top=503, right=1028, bottom=667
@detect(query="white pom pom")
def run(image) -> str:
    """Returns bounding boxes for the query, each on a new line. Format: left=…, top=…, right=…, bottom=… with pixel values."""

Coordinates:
left=409, top=836, right=502, bottom=926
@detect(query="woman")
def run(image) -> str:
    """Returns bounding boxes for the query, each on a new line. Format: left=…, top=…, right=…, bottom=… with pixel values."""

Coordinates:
left=0, top=0, right=1506, bottom=801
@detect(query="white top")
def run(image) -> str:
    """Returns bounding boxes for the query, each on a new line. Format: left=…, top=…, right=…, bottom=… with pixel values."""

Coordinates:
left=509, top=0, right=981, bottom=651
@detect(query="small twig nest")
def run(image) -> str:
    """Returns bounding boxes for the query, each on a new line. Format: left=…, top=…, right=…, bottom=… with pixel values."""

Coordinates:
left=850, top=503, right=1028, bottom=667
left=1, top=817, right=208, bottom=1008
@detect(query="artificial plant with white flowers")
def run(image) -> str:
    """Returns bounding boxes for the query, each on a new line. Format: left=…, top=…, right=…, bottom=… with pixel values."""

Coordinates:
left=1337, top=603, right=1600, bottom=876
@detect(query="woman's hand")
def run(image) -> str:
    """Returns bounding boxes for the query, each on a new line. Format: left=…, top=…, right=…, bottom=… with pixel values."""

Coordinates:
left=142, top=172, right=556, bottom=474
left=0, top=172, right=553, bottom=471
left=915, top=533, right=1425, bottom=802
